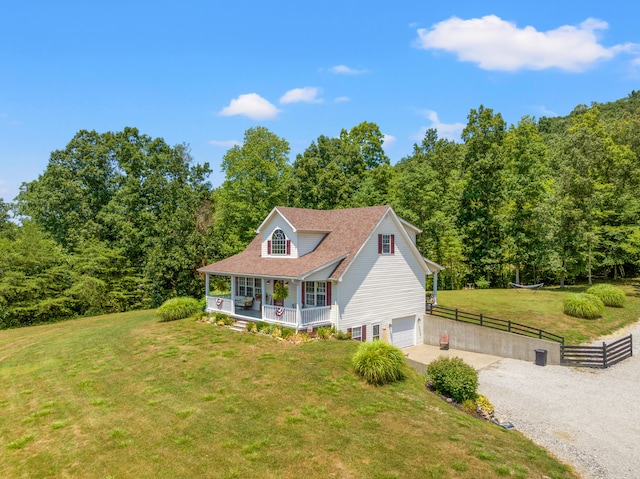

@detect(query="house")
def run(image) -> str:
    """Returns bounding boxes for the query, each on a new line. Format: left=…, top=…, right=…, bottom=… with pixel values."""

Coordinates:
left=198, top=205, right=443, bottom=348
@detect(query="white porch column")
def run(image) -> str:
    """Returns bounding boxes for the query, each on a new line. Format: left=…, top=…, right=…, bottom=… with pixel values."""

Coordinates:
left=231, top=275, right=236, bottom=314
left=432, top=271, right=438, bottom=306
left=296, top=281, right=302, bottom=328
left=205, top=274, right=210, bottom=298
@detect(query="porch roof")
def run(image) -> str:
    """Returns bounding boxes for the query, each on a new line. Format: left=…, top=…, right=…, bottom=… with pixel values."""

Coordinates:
left=198, top=205, right=390, bottom=280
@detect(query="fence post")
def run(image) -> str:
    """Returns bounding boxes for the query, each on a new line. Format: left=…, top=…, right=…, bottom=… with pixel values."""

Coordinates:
left=479, top=313, right=483, bottom=327
left=508, top=320, right=511, bottom=333
left=630, top=334, right=633, bottom=357
left=455, top=309, right=458, bottom=321
left=603, top=341, right=608, bottom=368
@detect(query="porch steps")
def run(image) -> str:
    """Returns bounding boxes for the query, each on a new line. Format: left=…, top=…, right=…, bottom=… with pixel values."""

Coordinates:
left=229, top=319, right=249, bottom=333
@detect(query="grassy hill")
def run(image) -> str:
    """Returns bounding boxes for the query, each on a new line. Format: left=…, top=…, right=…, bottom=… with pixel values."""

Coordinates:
left=0, top=310, right=577, bottom=478
left=437, top=282, right=640, bottom=345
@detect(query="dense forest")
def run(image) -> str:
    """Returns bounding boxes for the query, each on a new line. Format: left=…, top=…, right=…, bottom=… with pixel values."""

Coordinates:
left=1, top=92, right=639, bottom=328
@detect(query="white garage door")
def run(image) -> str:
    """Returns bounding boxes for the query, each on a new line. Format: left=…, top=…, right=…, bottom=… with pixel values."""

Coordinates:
left=391, top=316, right=415, bottom=349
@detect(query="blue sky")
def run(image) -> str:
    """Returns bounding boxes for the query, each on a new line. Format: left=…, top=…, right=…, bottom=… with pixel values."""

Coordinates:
left=1, top=0, right=639, bottom=203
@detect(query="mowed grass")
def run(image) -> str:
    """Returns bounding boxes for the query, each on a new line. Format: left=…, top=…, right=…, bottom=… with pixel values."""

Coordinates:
left=437, top=281, right=640, bottom=345
left=0, top=311, right=577, bottom=479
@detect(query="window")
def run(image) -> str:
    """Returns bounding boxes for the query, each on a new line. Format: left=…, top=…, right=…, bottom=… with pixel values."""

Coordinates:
left=305, top=281, right=328, bottom=307
left=372, top=324, right=380, bottom=340
left=238, top=277, right=261, bottom=297
left=378, top=234, right=394, bottom=254
left=271, top=229, right=287, bottom=255
left=351, top=326, right=362, bottom=341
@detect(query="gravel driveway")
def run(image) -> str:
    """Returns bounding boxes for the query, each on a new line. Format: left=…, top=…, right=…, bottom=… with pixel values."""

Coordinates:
left=478, top=322, right=640, bottom=479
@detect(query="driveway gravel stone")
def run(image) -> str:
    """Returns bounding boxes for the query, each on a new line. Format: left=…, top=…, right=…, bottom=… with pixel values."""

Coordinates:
left=478, top=322, right=640, bottom=479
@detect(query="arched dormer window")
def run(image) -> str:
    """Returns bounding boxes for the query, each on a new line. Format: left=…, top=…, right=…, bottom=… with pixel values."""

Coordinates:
left=268, top=229, right=290, bottom=255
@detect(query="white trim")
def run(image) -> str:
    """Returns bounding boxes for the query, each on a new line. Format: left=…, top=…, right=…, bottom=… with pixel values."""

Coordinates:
left=399, top=217, right=422, bottom=234
left=300, top=254, right=348, bottom=281
left=256, top=207, right=297, bottom=233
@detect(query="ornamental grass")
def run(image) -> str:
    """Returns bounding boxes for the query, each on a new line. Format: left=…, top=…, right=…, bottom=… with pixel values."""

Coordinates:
left=586, top=284, right=626, bottom=308
left=156, top=297, right=202, bottom=322
left=563, top=293, right=605, bottom=319
left=352, top=340, right=406, bottom=385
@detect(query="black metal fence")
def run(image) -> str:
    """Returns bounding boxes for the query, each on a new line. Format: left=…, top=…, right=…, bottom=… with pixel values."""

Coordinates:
left=561, top=334, right=633, bottom=368
left=426, top=304, right=565, bottom=344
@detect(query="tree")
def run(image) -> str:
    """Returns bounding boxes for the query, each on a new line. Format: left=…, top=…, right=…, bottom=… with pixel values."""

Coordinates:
left=17, top=128, right=212, bottom=305
left=393, top=129, right=466, bottom=289
left=0, top=222, right=75, bottom=328
left=292, top=122, right=390, bottom=209
left=458, top=106, right=507, bottom=284
left=501, top=116, right=551, bottom=283
left=212, top=127, right=292, bottom=258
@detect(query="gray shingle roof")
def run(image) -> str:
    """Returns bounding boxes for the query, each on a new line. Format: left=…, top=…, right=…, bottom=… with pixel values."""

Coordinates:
left=198, top=205, right=391, bottom=280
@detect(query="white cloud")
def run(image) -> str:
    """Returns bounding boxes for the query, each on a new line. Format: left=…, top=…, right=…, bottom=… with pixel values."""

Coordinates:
left=219, top=93, right=280, bottom=120
left=536, top=106, right=557, bottom=117
left=330, top=64, right=368, bottom=75
left=416, top=15, right=638, bottom=72
left=280, top=87, right=324, bottom=104
left=209, top=139, right=240, bottom=148
left=334, top=96, right=350, bottom=103
left=382, top=134, right=397, bottom=147
left=416, top=110, right=465, bottom=141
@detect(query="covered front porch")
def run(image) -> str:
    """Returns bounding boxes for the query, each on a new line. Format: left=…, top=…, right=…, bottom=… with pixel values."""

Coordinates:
left=204, top=274, right=333, bottom=330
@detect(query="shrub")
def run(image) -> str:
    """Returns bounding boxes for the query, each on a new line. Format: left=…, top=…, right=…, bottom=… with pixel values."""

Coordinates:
left=352, top=341, right=407, bottom=385
left=475, top=394, right=494, bottom=417
left=316, top=326, right=331, bottom=340
left=157, top=297, right=201, bottom=322
left=215, top=313, right=234, bottom=326
left=461, top=399, right=477, bottom=415
left=281, top=327, right=295, bottom=339
left=586, top=284, right=626, bottom=308
left=475, top=278, right=490, bottom=289
left=334, top=330, right=352, bottom=340
left=563, top=293, right=605, bottom=319
left=426, top=357, right=478, bottom=403
left=255, top=321, right=269, bottom=333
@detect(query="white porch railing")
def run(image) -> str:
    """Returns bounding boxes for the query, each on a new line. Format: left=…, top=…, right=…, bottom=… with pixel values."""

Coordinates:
left=301, top=306, right=331, bottom=326
left=262, top=304, right=298, bottom=325
left=206, top=296, right=234, bottom=314
left=206, top=296, right=331, bottom=329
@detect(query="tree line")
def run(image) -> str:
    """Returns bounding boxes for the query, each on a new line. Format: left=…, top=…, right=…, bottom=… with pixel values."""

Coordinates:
left=1, top=92, right=639, bottom=327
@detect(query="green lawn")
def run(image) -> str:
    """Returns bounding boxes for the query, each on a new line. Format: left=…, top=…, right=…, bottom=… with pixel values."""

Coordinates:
left=437, top=281, right=640, bottom=345
left=0, top=311, right=577, bottom=478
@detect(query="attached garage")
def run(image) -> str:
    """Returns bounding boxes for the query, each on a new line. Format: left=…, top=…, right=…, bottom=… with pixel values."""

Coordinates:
left=391, top=316, right=415, bottom=348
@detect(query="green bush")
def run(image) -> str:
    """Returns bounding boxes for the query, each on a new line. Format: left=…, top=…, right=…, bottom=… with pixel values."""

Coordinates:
left=352, top=341, right=406, bottom=385
left=157, top=297, right=201, bottom=322
left=475, top=278, right=490, bottom=289
left=281, top=327, right=295, bottom=339
left=426, top=357, right=478, bottom=403
left=586, top=284, right=626, bottom=308
left=255, top=321, right=269, bottom=332
left=214, top=312, right=234, bottom=325
left=334, top=330, right=352, bottom=340
left=563, top=293, right=605, bottom=319
left=316, top=326, right=331, bottom=340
